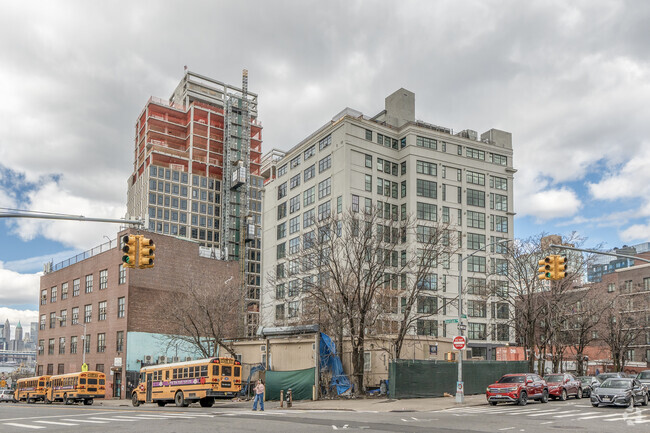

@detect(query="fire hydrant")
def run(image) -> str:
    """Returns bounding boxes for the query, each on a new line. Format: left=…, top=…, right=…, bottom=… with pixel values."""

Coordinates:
left=287, top=388, right=293, bottom=408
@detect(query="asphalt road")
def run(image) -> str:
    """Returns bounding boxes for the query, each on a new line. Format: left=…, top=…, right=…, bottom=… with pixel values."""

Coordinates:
left=1, top=399, right=649, bottom=432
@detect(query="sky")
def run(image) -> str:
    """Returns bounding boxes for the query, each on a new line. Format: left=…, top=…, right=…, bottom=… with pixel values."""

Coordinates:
left=1, top=0, right=650, bottom=335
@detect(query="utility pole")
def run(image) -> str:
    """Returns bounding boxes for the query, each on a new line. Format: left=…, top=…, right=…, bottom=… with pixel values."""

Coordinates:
left=0, top=211, right=143, bottom=226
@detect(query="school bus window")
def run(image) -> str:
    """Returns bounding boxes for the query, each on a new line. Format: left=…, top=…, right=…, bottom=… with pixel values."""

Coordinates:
left=88, top=378, right=98, bottom=385
left=201, top=366, right=207, bottom=377
left=213, top=365, right=219, bottom=376
left=80, top=378, right=86, bottom=384
left=235, top=366, right=240, bottom=376
left=222, top=366, right=232, bottom=376
left=183, top=367, right=188, bottom=377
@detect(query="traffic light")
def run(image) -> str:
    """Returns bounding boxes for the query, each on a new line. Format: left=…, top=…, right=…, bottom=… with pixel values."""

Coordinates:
left=122, top=235, right=137, bottom=268
left=552, top=255, right=568, bottom=280
left=139, top=236, right=155, bottom=269
left=538, top=256, right=552, bottom=280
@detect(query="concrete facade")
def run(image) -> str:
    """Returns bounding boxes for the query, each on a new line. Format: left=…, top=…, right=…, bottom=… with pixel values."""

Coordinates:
left=37, top=229, right=240, bottom=399
left=261, top=89, right=516, bottom=359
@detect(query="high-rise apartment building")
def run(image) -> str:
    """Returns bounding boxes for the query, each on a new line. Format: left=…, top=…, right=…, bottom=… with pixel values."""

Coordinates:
left=126, top=70, right=263, bottom=335
left=261, top=89, right=516, bottom=359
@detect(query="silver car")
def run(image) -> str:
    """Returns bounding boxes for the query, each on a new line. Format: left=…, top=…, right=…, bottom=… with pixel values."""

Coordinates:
left=591, top=378, right=648, bottom=408
left=0, top=389, right=15, bottom=403
left=637, top=370, right=650, bottom=387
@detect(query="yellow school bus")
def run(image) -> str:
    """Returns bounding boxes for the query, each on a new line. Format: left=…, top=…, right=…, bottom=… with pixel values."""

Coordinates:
left=131, top=357, right=242, bottom=407
left=14, top=375, right=51, bottom=403
left=46, top=371, right=106, bottom=405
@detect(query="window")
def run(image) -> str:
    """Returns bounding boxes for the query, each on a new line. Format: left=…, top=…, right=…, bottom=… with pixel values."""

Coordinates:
left=303, top=186, right=315, bottom=206
left=84, top=334, right=91, bottom=354
left=48, top=338, right=55, bottom=355
left=365, top=174, right=372, bottom=192
left=276, top=304, right=285, bottom=320
left=497, top=324, right=509, bottom=341
left=73, top=279, right=80, bottom=296
left=289, top=195, right=300, bottom=214
left=50, top=286, right=57, bottom=303
left=276, top=243, right=286, bottom=259
left=49, top=312, right=56, bottom=329
left=467, top=278, right=487, bottom=295
left=98, top=301, right=107, bottom=321
left=119, top=265, right=126, bottom=284
left=495, top=303, right=509, bottom=319
left=277, top=202, right=287, bottom=220
left=495, top=215, right=509, bottom=233
left=288, top=301, right=300, bottom=318
left=416, top=179, right=437, bottom=198
left=416, top=136, right=437, bottom=150
left=303, top=209, right=315, bottom=228
left=72, top=307, right=79, bottom=325
left=85, top=274, right=93, bottom=293
left=37, top=339, right=44, bottom=355
left=319, top=155, right=331, bottom=172
left=365, top=154, right=372, bottom=168
left=84, top=304, right=92, bottom=323
left=39, top=314, right=46, bottom=330
left=416, top=160, right=437, bottom=176
left=417, top=320, right=438, bottom=336
left=467, top=233, right=486, bottom=250
left=492, top=153, right=507, bottom=166
left=97, top=333, right=106, bottom=353
left=417, top=296, right=438, bottom=314
left=467, top=189, right=485, bottom=207
left=363, top=352, right=372, bottom=372
left=304, top=164, right=315, bottom=181
left=491, top=176, right=508, bottom=190
left=318, top=201, right=331, bottom=221
left=304, top=145, right=315, bottom=160
left=277, top=222, right=286, bottom=239
left=365, top=129, right=372, bottom=141
left=318, top=178, right=331, bottom=199
left=492, top=194, right=508, bottom=211
left=70, top=336, right=78, bottom=354
left=417, top=202, right=437, bottom=221
left=117, top=297, right=125, bottom=318
left=466, top=171, right=485, bottom=186
left=289, top=216, right=300, bottom=234
left=116, top=331, right=124, bottom=352
left=99, top=269, right=108, bottom=289
left=289, top=237, right=300, bottom=254
left=61, top=282, right=68, bottom=300
left=467, top=211, right=486, bottom=229
left=416, top=225, right=436, bottom=243
left=466, top=147, right=485, bottom=160
left=319, top=135, right=332, bottom=150
left=467, top=256, right=486, bottom=273
left=290, top=155, right=301, bottom=169
left=290, top=174, right=301, bottom=189
left=277, top=164, right=287, bottom=177
left=468, top=300, right=486, bottom=318
left=468, top=323, right=487, bottom=340
left=277, top=182, right=287, bottom=200
left=59, top=309, right=67, bottom=327
left=644, top=277, right=650, bottom=291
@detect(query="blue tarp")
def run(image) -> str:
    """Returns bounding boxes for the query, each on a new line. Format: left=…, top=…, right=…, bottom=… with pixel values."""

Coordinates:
left=319, top=332, right=351, bottom=395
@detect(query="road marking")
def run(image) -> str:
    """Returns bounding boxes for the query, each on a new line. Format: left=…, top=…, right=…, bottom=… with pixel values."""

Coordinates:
left=554, top=411, right=598, bottom=418
left=3, top=423, right=46, bottom=430
left=576, top=413, right=620, bottom=420
left=528, top=410, right=578, bottom=417
left=92, top=417, right=138, bottom=421
left=34, top=420, right=79, bottom=426
left=539, top=421, right=553, bottom=425
left=498, top=428, right=515, bottom=431
left=61, top=418, right=109, bottom=423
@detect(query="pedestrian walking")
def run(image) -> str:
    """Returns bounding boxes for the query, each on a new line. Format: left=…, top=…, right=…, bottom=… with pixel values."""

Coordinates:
left=252, top=379, right=265, bottom=411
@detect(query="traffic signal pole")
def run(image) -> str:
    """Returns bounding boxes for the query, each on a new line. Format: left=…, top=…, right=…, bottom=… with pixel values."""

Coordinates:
left=0, top=211, right=143, bottom=226
left=549, top=244, right=650, bottom=264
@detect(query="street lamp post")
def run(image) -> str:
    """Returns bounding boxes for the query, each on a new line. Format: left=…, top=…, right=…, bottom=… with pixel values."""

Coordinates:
left=456, top=238, right=512, bottom=404
left=57, top=316, right=87, bottom=367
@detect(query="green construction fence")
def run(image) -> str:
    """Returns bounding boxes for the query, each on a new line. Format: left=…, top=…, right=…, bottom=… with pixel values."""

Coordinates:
left=389, top=360, right=529, bottom=399
left=265, top=367, right=315, bottom=401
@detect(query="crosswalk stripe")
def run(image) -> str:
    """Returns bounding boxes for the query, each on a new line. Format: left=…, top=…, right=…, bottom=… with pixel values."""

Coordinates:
left=34, top=420, right=79, bottom=426
left=576, top=413, right=620, bottom=420
left=3, top=423, right=46, bottom=430
left=91, top=417, right=137, bottom=422
left=112, top=416, right=149, bottom=420
left=61, top=419, right=109, bottom=424
left=528, top=410, right=578, bottom=417
left=554, top=411, right=598, bottom=418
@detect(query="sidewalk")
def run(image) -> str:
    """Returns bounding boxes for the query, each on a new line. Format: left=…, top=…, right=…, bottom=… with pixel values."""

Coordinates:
left=95, top=394, right=487, bottom=413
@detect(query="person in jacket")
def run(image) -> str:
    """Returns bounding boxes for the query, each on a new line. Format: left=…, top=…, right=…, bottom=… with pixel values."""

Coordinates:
left=252, top=379, right=265, bottom=411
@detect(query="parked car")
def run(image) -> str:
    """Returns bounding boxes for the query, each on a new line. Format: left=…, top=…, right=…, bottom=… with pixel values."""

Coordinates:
left=544, top=373, right=582, bottom=401
left=578, top=376, right=600, bottom=397
left=591, top=378, right=649, bottom=408
left=486, top=373, right=549, bottom=406
left=597, top=372, right=626, bottom=382
left=0, top=389, right=15, bottom=403
left=636, top=370, right=650, bottom=387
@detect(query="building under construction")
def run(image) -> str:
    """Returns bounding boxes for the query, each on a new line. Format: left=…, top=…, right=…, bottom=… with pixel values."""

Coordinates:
left=126, top=70, right=263, bottom=336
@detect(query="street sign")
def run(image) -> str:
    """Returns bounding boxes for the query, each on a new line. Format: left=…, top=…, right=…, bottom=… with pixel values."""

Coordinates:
left=453, top=336, right=467, bottom=350
left=444, top=319, right=458, bottom=324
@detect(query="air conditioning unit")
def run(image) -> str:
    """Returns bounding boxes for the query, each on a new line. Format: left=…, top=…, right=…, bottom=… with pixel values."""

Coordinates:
left=185, top=357, right=192, bottom=362
left=260, top=345, right=266, bottom=353
left=158, top=356, right=167, bottom=364
left=172, top=356, right=180, bottom=363
left=144, top=355, right=152, bottom=363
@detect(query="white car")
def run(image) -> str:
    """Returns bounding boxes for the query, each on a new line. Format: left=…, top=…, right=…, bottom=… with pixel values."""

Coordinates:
left=0, top=389, right=15, bottom=402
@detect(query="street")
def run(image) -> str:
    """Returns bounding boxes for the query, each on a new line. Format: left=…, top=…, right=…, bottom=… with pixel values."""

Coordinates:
left=1, top=399, right=650, bottom=432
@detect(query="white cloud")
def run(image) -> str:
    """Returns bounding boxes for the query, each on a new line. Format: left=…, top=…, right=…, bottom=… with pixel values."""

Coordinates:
left=0, top=267, right=41, bottom=306
left=587, top=145, right=650, bottom=201
left=518, top=187, right=582, bottom=221
left=0, top=308, right=39, bottom=339
left=620, top=222, right=650, bottom=243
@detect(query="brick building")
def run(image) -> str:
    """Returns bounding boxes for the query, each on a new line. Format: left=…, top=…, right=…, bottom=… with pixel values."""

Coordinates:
left=37, top=229, right=240, bottom=399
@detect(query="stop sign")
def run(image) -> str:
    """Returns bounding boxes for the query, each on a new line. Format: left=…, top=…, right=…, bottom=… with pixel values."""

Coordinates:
left=453, top=336, right=466, bottom=350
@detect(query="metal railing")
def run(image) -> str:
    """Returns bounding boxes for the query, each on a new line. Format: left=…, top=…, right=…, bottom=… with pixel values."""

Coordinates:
left=49, top=238, right=116, bottom=273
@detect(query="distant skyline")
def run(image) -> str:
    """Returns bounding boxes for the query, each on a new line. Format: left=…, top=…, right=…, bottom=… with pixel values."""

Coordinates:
left=2, top=1, right=650, bottom=327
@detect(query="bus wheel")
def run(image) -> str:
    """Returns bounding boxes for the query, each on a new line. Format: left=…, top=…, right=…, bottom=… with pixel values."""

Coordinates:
left=83, top=399, right=93, bottom=406
left=174, top=391, right=187, bottom=407
left=199, top=397, right=215, bottom=408
left=131, top=393, right=140, bottom=407
left=157, top=401, right=166, bottom=407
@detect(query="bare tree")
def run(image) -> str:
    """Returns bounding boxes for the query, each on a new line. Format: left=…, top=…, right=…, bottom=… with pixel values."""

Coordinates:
left=162, top=274, right=241, bottom=358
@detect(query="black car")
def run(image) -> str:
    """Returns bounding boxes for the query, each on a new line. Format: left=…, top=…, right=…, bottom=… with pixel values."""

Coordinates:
left=578, top=376, right=600, bottom=397
left=596, top=372, right=626, bottom=383
left=636, top=370, right=650, bottom=388
left=591, top=378, right=648, bottom=408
